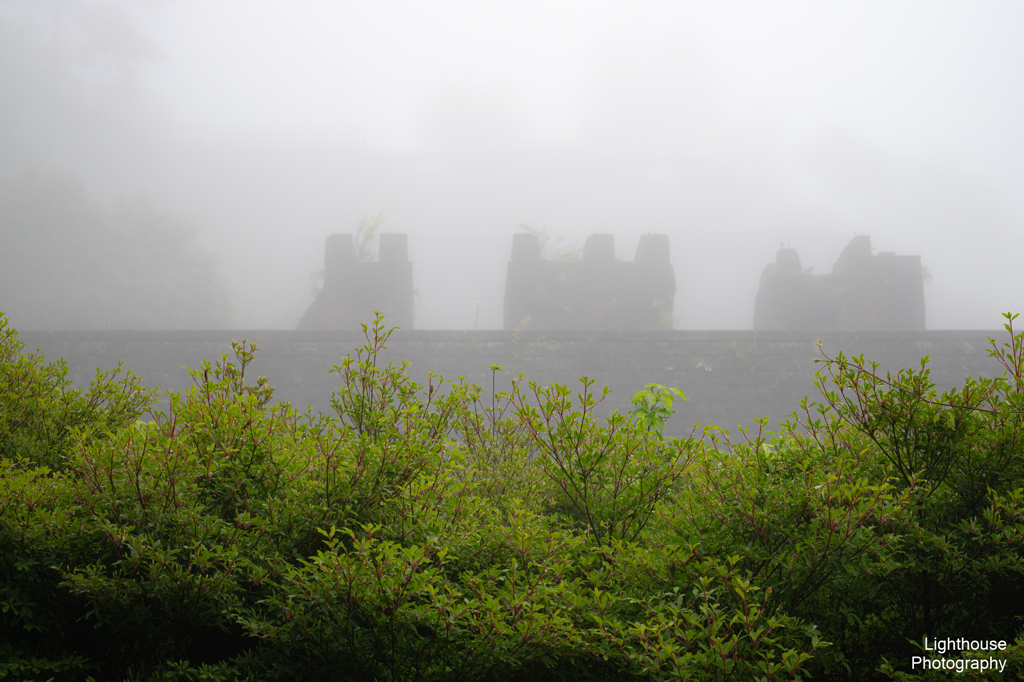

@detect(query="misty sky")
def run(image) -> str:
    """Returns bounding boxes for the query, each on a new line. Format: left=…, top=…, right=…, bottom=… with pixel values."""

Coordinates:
left=2, top=0, right=1022, bottom=330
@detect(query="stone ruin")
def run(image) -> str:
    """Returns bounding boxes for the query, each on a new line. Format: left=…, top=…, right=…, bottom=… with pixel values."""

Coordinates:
left=753, top=235, right=925, bottom=331
left=297, top=233, right=414, bottom=330
left=503, top=233, right=675, bottom=331
left=295, top=230, right=920, bottom=333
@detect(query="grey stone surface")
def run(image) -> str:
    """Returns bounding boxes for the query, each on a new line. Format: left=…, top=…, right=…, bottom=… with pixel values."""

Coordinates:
left=754, top=236, right=926, bottom=331
left=297, top=233, right=414, bottom=330
left=17, top=328, right=1009, bottom=438
left=503, top=233, right=675, bottom=331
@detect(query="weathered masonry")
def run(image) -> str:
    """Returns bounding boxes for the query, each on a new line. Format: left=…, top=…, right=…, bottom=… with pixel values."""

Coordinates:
left=503, top=233, right=675, bottom=331
left=21, top=328, right=1002, bottom=438
left=297, top=233, right=414, bottom=330
left=754, top=235, right=926, bottom=331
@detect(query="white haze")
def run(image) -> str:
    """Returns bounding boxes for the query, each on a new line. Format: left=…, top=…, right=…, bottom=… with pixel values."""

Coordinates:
left=1, top=0, right=1022, bottom=329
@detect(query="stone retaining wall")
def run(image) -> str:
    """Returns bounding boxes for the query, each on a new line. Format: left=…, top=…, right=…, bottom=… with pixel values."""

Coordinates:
left=18, top=328, right=1008, bottom=437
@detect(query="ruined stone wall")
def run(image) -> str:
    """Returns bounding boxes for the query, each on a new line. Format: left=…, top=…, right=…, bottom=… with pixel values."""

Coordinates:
left=297, top=233, right=413, bottom=330
left=20, top=328, right=1002, bottom=438
left=503, top=233, right=675, bottom=331
left=754, top=236, right=926, bottom=331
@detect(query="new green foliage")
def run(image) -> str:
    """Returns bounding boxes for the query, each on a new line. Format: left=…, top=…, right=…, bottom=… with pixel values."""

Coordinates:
left=629, top=383, right=687, bottom=436
left=1, top=310, right=1022, bottom=680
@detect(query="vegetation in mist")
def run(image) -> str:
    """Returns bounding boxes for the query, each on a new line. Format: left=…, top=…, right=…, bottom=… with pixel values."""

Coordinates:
left=1, top=310, right=1023, bottom=681
left=0, top=170, right=231, bottom=330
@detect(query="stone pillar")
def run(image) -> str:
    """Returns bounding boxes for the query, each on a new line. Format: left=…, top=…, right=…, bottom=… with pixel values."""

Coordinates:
left=297, top=233, right=414, bottom=330
left=503, top=233, right=545, bottom=330
left=322, top=234, right=356, bottom=330
left=375, top=233, right=414, bottom=330
left=633, top=234, right=675, bottom=329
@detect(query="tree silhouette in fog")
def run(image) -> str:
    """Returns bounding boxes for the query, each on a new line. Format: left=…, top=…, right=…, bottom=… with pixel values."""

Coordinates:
left=0, top=170, right=231, bottom=329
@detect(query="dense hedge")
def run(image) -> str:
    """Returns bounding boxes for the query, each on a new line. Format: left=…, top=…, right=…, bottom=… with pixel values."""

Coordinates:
left=2, top=312, right=1023, bottom=681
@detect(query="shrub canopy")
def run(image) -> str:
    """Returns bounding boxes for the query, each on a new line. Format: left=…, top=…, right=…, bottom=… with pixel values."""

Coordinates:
left=1, top=311, right=1022, bottom=681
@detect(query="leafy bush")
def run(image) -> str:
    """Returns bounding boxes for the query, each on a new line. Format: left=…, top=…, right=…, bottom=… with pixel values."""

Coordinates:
left=1, top=310, right=1023, bottom=680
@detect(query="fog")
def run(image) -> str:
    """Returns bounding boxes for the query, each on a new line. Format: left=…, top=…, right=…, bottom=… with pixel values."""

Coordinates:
left=2, top=0, right=1022, bottom=330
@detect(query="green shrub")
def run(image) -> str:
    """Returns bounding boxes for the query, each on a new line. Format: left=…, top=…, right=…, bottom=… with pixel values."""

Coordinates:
left=3, top=310, right=1023, bottom=680
left=783, top=313, right=1024, bottom=680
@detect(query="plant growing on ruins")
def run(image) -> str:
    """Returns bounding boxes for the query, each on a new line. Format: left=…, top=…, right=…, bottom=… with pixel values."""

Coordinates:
left=308, top=267, right=325, bottom=298
left=519, top=223, right=581, bottom=261
left=355, top=210, right=388, bottom=261
left=308, top=211, right=391, bottom=298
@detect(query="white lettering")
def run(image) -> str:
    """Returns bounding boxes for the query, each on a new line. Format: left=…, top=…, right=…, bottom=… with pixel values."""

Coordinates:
left=915, top=637, right=1011, bottom=674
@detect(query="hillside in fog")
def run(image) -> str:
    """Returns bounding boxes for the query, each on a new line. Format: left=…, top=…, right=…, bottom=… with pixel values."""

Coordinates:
left=0, top=170, right=230, bottom=330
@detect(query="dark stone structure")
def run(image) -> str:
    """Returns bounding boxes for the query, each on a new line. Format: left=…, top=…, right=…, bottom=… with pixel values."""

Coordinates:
left=503, top=233, right=675, bottom=331
left=297, top=233, right=414, bottom=330
left=754, top=235, right=926, bottom=331
left=21, top=328, right=1003, bottom=438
